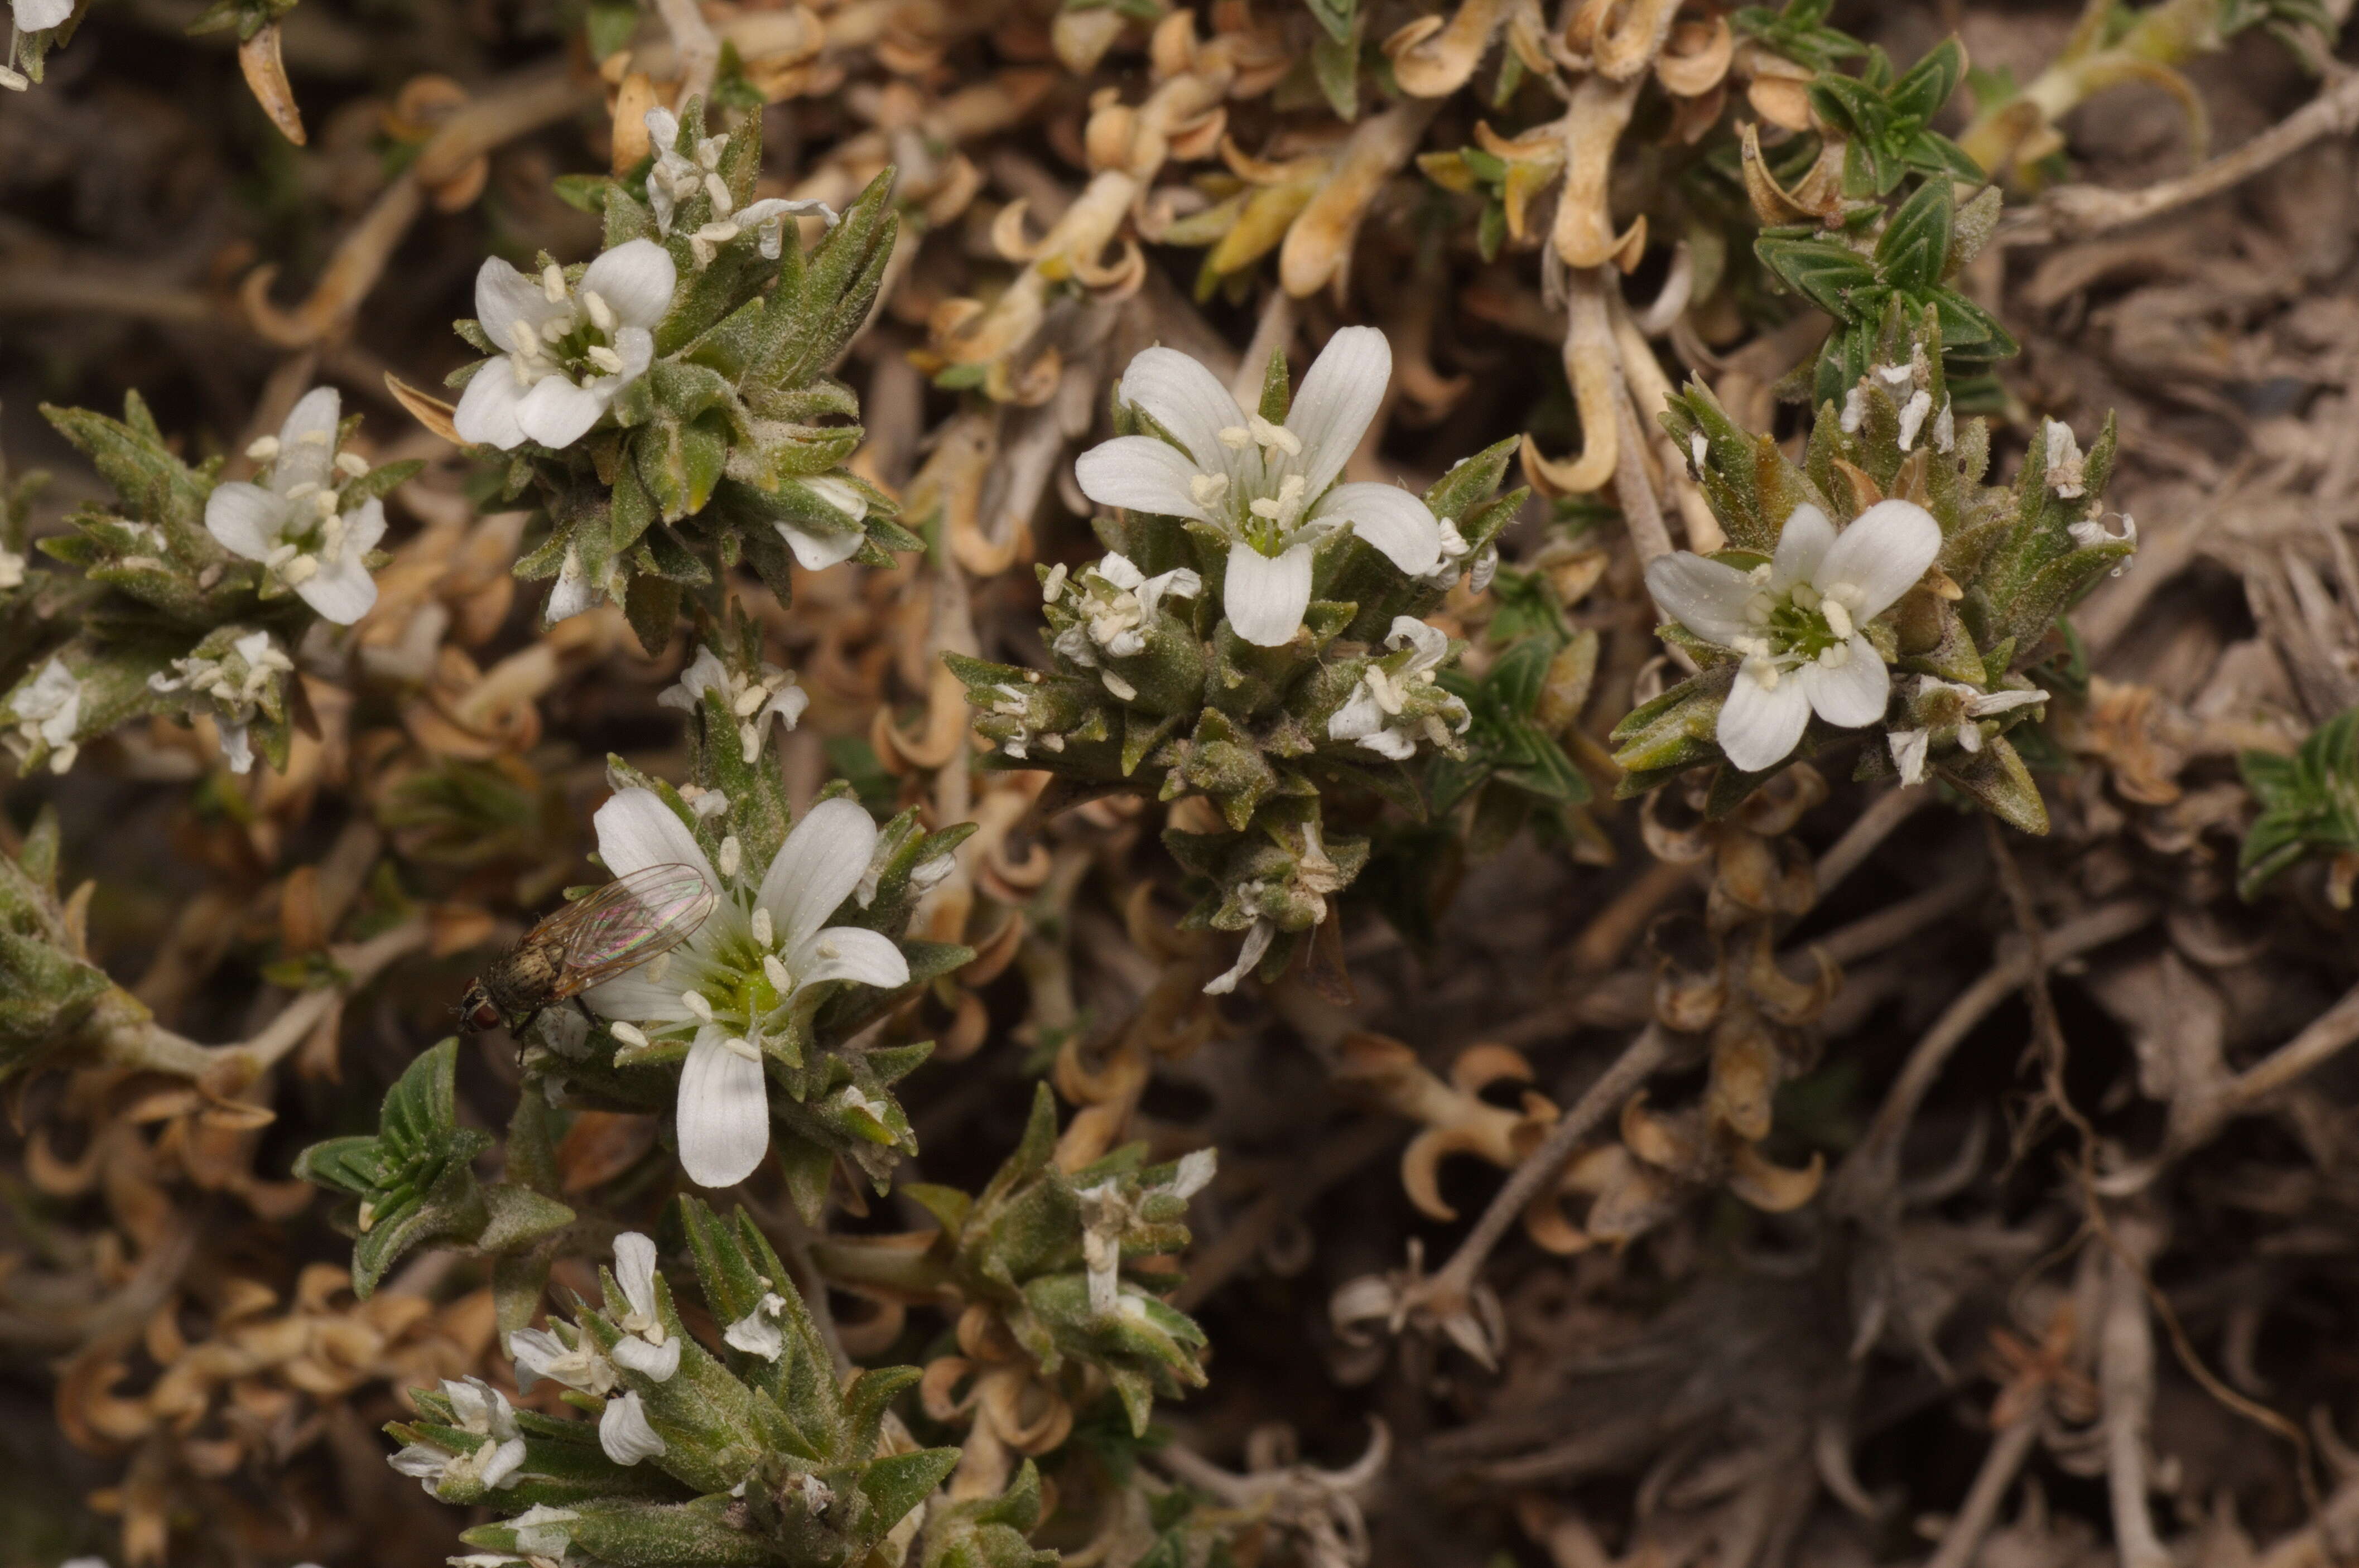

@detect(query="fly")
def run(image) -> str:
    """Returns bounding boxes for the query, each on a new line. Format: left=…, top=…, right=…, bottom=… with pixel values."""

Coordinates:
left=459, top=862, right=718, bottom=1040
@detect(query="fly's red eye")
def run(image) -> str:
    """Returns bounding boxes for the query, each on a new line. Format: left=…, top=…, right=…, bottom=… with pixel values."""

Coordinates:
left=469, top=1001, right=504, bottom=1033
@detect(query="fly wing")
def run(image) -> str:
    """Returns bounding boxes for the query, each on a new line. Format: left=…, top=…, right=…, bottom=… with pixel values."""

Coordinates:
left=542, top=862, right=719, bottom=999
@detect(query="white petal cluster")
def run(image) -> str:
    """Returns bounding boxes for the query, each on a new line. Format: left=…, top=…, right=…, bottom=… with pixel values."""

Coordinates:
left=659, top=646, right=810, bottom=764
left=204, top=387, right=387, bottom=624
left=1327, top=616, right=1469, bottom=761
left=1887, top=678, right=2050, bottom=785
left=584, top=790, right=911, bottom=1188
left=4, top=655, right=82, bottom=774
left=1075, top=1149, right=1216, bottom=1317
left=774, top=474, right=872, bottom=572
left=148, top=629, right=293, bottom=774
left=1073, top=327, right=1446, bottom=648
left=1044, top=551, right=1202, bottom=679
left=642, top=107, right=838, bottom=266
left=1644, top=500, right=1941, bottom=773
left=504, top=1233, right=683, bottom=1466
left=453, top=241, right=676, bottom=452
left=387, top=1377, right=527, bottom=1497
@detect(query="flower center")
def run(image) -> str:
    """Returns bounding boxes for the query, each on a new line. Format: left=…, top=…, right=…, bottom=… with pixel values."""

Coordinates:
left=1737, top=568, right=1869, bottom=679
left=509, top=267, right=624, bottom=385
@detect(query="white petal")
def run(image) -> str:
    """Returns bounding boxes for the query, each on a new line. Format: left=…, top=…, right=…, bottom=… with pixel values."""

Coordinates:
left=759, top=797, right=878, bottom=953
left=388, top=1444, right=449, bottom=1481
left=204, top=482, right=291, bottom=559
left=1117, top=346, right=1247, bottom=469
left=1385, top=614, right=1448, bottom=670
left=1327, top=683, right=1383, bottom=741
left=1799, top=636, right=1891, bottom=727
left=452, top=361, right=531, bottom=450
left=775, top=520, right=864, bottom=570
left=1222, top=541, right=1314, bottom=648
left=1287, top=326, right=1390, bottom=496
left=545, top=544, right=599, bottom=623
left=677, top=1027, right=771, bottom=1189
left=581, top=240, right=678, bottom=331
left=272, top=386, right=343, bottom=494
left=1201, top=918, right=1275, bottom=997
left=516, top=375, right=611, bottom=450
left=293, top=551, right=380, bottom=624
left=724, top=1308, right=785, bottom=1361
left=598, top=1391, right=668, bottom=1465
left=1768, top=503, right=1835, bottom=592
left=611, top=1334, right=682, bottom=1382
left=1644, top=552, right=1757, bottom=647
left=1073, top=436, right=1212, bottom=522
left=15, top=0, right=73, bottom=27
left=479, top=1437, right=528, bottom=1490
left=594, top=787, right=721, bottom=891
left=1890, top=727, right=1930, bottom=785
left=1716, top=668, right=1812, bottom=771
left=610, top=326, right=655, bottom=385
left=1818, top=499, right=1941, bottom=619
left=1357, top=727, right=1419, bottom=760
left=1315, top=483, right=1440, bottom=575
left=340, top=494, right=389, bottom=556
left=790, top=925, right=909, bottom=990
left=612, top=1232, right=660, bottom=1320
left=584, top=967, right=699, bottom=1024
left=1971, top=686, right=2049, bottom=715
left=475, top=258, right=567, bottom=355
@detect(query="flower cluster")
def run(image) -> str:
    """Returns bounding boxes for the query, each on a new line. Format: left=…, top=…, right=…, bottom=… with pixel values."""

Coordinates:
left=1612, top=303, right=2136, bottom=831
left=953, top=329, right=1522, bottom=990
left=1, top=386, right=410, bottom=778
left=383, top=1207, right=963, bottom=1568
left=431, top=99, right=915, bottom=647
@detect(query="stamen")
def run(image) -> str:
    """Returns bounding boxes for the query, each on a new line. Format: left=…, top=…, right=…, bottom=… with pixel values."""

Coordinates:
left=704, top=172, right=734, bottom=216
left=718, top=836, right=742, bottom=879
left=647, top=953, right=671, bottom=985
left=683, top=991, right=715, bottom=1022
left=1822, top=598, right=1853, bottom=639
left=721, top=1035, right=760, bottom=1062
left=334, top=451, right=369, bottom=477
left=541, top=317, right=569, bottom=344
left=1217, top=426, right=1251, bottom=450
left=763, top=953, right=792, bottom=992
left=609, top=1021, right=649, bottom=1048
left=265, top=543, right=299, bottom=568
left=1247, top=413, right=1302, bottom=456
left=585, top=345, right=624, bottom=373
left=541, top=262, right=567, bottom=302
left=734, top=685, right=768, bottom=717
left=1189, top=473, right=1229, bottom=507
left=581, top=290, right=615, bottom=332
left=245, top=435, right=281, bottom=461
left=283, top=481, right=320, bottom=501
left=751, top=906, right=774, bottom=948
left=281, top=555, right=320, bottom=586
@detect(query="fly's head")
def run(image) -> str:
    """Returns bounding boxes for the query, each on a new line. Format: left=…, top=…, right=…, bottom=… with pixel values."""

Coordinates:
left=458, top=978, right=506, bottom=1035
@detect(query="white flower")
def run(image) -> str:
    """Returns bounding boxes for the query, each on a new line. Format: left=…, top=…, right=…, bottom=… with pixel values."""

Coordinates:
left=1075, top=1150, right=1216, bottom=1318
left=606, top=1232, right=683, bottom=1381
left=1074, top=327, right=1445, bottom=648
left=2043, top=418, right=2087, bottom=498
left=2, top=0, right=71, bottom=88
left=723, top=1290, right=791, bottom=1360
left=205, top=387, right=387, bottom=624
left=659, top=646, right=809, bottom=764
left=774, top=474, right=870, bottom=572
left=642, top=108, right=837, bottom=264
left=583, top=789, right=911, bottom=1188
left=1049, top=551, right=1201, bottom=667
left=508, top=1321, right=616, bottom=1395
left=453, top=241, right=676, bottom=451
left=6, top=655, right=81, bottom=774
left=2069, top=511, right=2136, bottom=557
left=544, top=541, right=618, bottom=626
left=1326, top=615, right=1467, bottom=761
left=148, top=629, right=293, bottom=774
left=1644, top=499, right=1940, bottom=773
left=599, top=1390, right=668, bottom=1466
left=510, top=1506, right=582, bottom=1562
left=1202, top=916, right=1275, bottom=997
left=1886, top=678, right=2050, bottom=784
left=387, top=1377, right=527, bottom=1497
